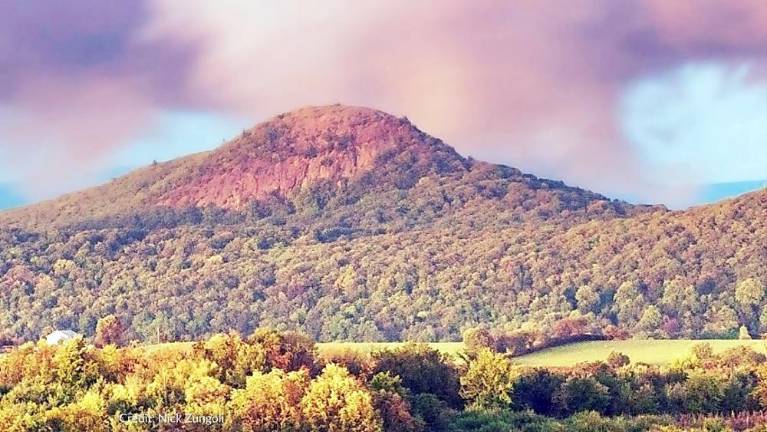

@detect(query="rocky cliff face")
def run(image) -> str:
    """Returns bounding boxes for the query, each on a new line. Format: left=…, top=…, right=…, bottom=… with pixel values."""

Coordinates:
left=157, top=105, right=467, bottom=208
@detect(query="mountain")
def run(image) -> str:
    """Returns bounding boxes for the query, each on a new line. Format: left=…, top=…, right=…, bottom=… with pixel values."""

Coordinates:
left=0, top=105, right=642, bottom=229
left=0, top=105, right=764, bottom=343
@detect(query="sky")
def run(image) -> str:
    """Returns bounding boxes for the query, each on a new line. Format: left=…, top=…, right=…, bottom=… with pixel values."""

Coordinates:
left=0, top=0, right=765, bottom=209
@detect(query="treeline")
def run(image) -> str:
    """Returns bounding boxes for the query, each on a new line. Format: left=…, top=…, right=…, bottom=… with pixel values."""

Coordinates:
left=4, top=329, right=767, bottom=431
left=462, top=321, right=611, bottom=356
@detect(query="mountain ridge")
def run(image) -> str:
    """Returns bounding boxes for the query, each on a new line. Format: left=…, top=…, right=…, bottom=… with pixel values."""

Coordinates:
left=0, top=104, right=647, bottom=229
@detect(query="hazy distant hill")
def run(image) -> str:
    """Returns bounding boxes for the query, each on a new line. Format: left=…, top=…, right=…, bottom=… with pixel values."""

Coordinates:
left=0, top=105, right=764, bottom=343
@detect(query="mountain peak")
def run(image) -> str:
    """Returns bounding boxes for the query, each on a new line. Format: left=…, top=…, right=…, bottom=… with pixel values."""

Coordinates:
left=0, top=105, right=643, bottom=228
left=228, top=104, right=428, bottom=156
left=157, top=104, right=466, bottom=208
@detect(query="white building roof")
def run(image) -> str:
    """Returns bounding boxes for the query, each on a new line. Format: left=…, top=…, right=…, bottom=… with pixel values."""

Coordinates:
left=46, top=330, right=80, bottom=345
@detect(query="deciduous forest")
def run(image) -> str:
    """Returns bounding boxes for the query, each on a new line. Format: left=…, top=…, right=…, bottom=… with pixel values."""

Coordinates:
left=0, top=106, right=765, bottom=431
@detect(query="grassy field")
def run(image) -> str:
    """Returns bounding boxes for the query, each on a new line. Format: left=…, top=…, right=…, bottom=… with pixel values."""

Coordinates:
left=140, top=339, right=767, bottom=367
left=513, top=339, right=767, bottom=367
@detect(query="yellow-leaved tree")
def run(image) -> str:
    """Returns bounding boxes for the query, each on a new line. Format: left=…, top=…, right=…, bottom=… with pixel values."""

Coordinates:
left=460, top=349, right=518, bottom=410
left=229, top=369, right=310, bottom=431
left=300, top=364, right=383, bottom=432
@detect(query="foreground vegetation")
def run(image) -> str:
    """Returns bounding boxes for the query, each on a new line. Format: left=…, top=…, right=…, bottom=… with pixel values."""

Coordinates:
left=5, top=329, right=767, bottom=431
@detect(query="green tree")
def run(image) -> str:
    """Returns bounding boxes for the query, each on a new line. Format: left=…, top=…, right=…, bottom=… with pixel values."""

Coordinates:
left=373, top=343, right=461, bottom=407
left=575, top=285, right=599, bottom=314
left=638, top=306, right=662, bottom=333
left=666, top=373, right=723, bottom=413
left=704, top=304, right=739, bottom=337
left=736, top=278, right=765, bottom=308
left=612, top=281, right=645, bottom=326
left=554, top=376, right=610, bottom=416
left=736, top=278, right=765, bottom=329
left=511, top=369, right=564, bottom=416
left=459, top=349, right=518, bottom=410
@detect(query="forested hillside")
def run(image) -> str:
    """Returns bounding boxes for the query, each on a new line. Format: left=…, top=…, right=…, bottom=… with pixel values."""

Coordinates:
left=0, top=105, right=764, bottom=343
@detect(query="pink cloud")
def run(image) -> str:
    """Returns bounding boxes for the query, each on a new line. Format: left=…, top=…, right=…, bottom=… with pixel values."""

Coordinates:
left=0, top=75, right=156, bottom=198
left=1, top=0, right=765, bottom=203
left=138, top=0, right=767, bottom=202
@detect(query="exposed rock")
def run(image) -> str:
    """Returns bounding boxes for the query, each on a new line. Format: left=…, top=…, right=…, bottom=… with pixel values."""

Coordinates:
left=157, top=105, right=466, bottom=208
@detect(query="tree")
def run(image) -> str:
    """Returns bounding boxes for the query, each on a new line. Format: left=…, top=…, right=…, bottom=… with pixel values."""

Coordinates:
left=512, top=369, right=564, bottom=416
left=251, top=328, right=317, bottom=373
left=53, top=337, right=98, bottom=389
left=691, top=343, right=714, bottom=361
left=459, top=349, right=518, bottom=410
left=613, top=281, right=645, bottom=325
left=373, top=343, right=462, bottom=407
left=760, top=308, right=767, bottom=334
left=229, top=369, right=309, bottom=431
left=552, top=317, right=588, bottom=339
left=739, top=325, right=752, bottom=340
left=462, top=327, right=495, bottom=353
left=43, top=389, right=107, bottom=432
left=638, top=306, right=662, bottom=333
left=300, top=364, right=383, bottom=432
left=94, top=315, right=125, bottom=348
left=193, top=332, right=266, bottom=387
left=703, top=305, right=739, bottom=337
left=666, top=373, right=723, bottom=413
left=553, top=376, right=610, bottom=416
left=575, top=285, right=599, bottom=314
left=736, top=278, right=765, bottom=309
left=736, top=278, right=765, bottom=329
left=369, top=373, right=421, bottom=432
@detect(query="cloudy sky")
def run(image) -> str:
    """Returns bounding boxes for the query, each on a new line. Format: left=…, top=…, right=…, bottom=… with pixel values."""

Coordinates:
left=1, top=0, right=766, bottom=209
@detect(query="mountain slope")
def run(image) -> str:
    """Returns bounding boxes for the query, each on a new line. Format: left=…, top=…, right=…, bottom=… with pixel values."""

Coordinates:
left=0, top=105, right=642, bottom=230
left=0, top=105, right=764, bottom=343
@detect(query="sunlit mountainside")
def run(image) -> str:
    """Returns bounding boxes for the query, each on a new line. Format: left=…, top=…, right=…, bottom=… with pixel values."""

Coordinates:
left=0, top=105, right=764, bottom=343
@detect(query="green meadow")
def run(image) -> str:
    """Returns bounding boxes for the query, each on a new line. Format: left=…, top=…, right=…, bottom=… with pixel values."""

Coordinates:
left=512, top=339, right=767, bottom=367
